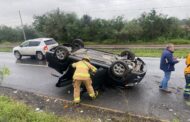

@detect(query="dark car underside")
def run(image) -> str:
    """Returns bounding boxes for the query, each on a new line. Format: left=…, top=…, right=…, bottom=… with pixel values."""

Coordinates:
left=46, top=39, right=147, bottom=91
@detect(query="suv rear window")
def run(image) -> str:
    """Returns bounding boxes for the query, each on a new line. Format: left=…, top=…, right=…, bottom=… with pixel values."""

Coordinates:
left=44, top=40, right=57, bottom=45
left=29, top=41, right=41, bottom=47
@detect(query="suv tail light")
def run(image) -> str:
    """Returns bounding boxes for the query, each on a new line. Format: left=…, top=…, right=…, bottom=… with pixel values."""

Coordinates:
left=43, top=45, right=48, bottom=52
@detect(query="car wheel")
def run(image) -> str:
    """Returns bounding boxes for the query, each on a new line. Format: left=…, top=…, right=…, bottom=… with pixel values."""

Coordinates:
left=71, top=39, right=84, bottom=51
left=54, top=46, right=69, bottom=61
left=36, top=52, right=44, bottom=60
left=14, top=51, right=22, bottom=60
left=120, top=50, right=135, bottom=60
left=110, top=60, right=129, bottom=77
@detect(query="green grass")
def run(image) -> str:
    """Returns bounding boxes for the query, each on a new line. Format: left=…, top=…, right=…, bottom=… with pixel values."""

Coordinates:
left=0, top=41, right=20, bottom=52
left=85, top=38, right=190, bottom=45
left=0, top=47, right=12, bottom=52
left=101, top=48, right=190, bottom=58
left=0, top=96, right=92, bottom=122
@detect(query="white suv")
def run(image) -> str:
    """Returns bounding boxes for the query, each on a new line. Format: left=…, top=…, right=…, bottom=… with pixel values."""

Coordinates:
left=13, top=38, right=58, bottom=60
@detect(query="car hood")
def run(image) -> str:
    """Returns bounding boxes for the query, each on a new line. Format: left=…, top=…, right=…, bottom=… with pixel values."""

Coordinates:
left=13, top=46, right=20, bottom=51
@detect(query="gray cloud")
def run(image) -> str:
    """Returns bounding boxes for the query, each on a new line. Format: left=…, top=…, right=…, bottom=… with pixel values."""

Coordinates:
left=0, top=0, right=189, bottom=26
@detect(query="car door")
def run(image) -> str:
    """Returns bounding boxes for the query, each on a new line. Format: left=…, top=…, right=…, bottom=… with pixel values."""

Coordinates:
left=19, top=41, right=30, bottom=55
left=28, top=41, right=41, bottom=55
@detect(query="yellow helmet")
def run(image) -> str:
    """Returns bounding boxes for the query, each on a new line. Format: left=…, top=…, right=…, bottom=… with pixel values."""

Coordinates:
left=82, top=55, right=90, bottom=61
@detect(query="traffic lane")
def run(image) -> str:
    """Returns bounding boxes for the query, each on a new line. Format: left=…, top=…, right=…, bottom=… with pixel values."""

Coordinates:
left=1, top=53, right=190, bottom=121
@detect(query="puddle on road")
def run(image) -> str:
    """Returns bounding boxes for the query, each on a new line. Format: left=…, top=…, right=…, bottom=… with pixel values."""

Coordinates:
left=16, top=57, right=47, bottom=66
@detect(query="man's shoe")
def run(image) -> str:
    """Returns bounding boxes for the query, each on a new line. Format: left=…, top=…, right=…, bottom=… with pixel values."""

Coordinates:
left=160, top=88, right=172, bottom=93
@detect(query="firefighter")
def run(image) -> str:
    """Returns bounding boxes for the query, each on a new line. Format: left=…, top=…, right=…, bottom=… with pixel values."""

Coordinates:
left=72, top=56, right=97, bottom=103
left=184, top=53, right=190, bottom=99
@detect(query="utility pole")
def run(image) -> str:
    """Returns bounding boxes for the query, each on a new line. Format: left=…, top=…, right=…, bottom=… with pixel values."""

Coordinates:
left=19, top=10, right=26, bottom=41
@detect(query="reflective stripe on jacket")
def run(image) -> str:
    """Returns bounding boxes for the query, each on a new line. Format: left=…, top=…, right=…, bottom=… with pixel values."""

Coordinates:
left=184, top=54, right=190, bottom=74
left=72, top=60, right=97, bottom=80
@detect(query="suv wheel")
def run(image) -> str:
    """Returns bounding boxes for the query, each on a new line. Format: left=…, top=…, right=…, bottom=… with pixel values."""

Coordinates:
left=109, top=60, right=130, bottom=83
left=14, top=51, right=22, bottom=60
left=71, top=39, right=84, bottom=52
left=36, top=52, right=44, bottom=60
left=120, top=50, right=135, bottom=60
left=110, top=60, right=129, bottom=77
left=54, top=46, right=69, bottom=61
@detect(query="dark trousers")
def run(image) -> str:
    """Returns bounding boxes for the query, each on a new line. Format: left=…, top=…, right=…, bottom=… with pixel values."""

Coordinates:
left=184, top=74, right=190, bottom=98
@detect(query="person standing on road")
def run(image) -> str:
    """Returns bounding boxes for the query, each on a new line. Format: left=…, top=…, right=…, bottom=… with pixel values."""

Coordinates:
left=72, top=56, right=98, bottom=104
left=159, top=44, right=179, bottom=93
left=184, top=54, right=190, bottom=99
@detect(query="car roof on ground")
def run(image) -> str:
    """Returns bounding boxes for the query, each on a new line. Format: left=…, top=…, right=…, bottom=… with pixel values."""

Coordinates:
left=27, top=38, right=54, bottom=42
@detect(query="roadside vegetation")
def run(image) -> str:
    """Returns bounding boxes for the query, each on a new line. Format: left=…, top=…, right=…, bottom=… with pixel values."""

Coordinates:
left=0, top=95, right=165, bottom=122
left=0, top=66, right=10, bottom=82
left=0, top=96, right=92, bottom=122
left=100, top=48, right=190, bottom=58
left=0, top=9, right=190, bottom=44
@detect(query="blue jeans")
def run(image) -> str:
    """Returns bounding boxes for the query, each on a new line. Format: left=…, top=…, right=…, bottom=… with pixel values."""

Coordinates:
left=160, top=71, right=171, bottom=89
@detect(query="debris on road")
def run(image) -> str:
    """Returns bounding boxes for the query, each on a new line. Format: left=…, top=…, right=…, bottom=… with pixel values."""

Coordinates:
left=97, top=118, right=102, bottom=122
left=54, top=99, right=58, bottom=103
left=186, top=101, right=190, bottom=106
left=13, top=90, right=17, bottom=94
left=35, top=108, right=40, bottom=111
left=169, top=109, right=173, bottom=112
left=67, top=90, right=71, bottom=94
left=64, top=104, right=69, bottom=108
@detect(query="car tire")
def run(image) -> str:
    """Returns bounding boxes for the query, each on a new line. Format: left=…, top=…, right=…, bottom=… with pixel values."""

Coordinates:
left=110, top=60, right=130, bottom=77
left=36, top=52, right=44, bottom=60
left=120, top=50, right=135, bottom=60
left=54, top=46, right=69, bottom=62
left=71, top=39, right=84, bottom=51
left=14, top=51, right=22, bottom=60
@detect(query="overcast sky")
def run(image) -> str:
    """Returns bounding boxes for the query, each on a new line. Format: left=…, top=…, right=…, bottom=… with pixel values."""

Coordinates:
left=0, top=0, right=190, bottom=27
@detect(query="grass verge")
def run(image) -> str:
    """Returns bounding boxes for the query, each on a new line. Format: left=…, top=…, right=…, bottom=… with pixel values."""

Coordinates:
left=99, top=48, right=190, bottom=58
left=85, top=38, right=190, bottom=45
left=0, top=95, right=93, bottom=122
left=0, top=47, right=12, bottom=52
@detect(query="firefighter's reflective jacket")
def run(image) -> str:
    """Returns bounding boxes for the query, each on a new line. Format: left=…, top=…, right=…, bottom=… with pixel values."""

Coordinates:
left=184, top=54, right=190, bottom=74
left=72, top=60, right=97, bottom=80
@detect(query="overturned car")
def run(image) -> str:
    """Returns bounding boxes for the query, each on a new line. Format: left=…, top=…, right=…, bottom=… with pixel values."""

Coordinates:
left=46, top=39, right=147, bottom=90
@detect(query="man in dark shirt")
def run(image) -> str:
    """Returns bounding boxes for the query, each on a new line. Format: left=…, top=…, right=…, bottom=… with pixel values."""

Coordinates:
left=160, top=44, right=179, bottom=93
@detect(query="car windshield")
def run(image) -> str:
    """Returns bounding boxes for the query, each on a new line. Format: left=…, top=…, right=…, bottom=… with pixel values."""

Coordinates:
left=44, top=39, right=57, bottom=45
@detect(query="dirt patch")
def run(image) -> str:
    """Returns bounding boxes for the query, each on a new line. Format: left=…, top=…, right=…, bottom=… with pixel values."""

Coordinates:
left=0, top=86, right=166, bottom=122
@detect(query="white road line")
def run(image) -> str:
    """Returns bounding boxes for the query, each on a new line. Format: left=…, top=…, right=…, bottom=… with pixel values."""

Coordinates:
left=16, top=63, right=48, bottom=67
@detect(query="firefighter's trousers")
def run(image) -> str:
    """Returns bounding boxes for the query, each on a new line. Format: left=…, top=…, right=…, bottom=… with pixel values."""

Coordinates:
left=184, top=74, right=190, bottom=98
left=73, top=79, right=95, bottom=103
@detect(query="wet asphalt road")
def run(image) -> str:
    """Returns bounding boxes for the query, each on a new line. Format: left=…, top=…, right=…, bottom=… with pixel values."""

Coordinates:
left=1, top=52, right=190, bottom=121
